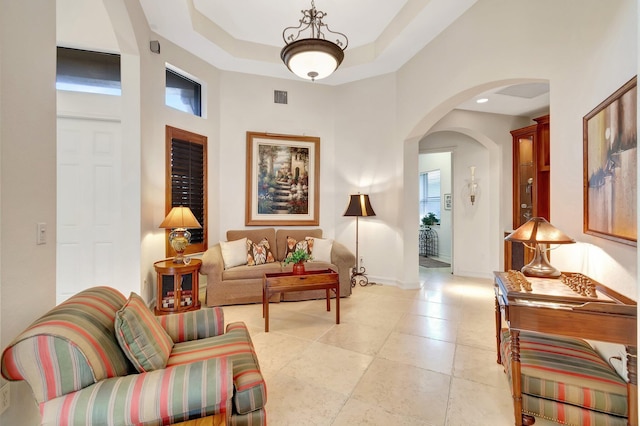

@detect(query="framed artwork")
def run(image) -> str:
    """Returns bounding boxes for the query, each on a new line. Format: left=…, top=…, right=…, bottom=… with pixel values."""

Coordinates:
left=583, top=76, right=637, bottom=246
left=443, top=193, right=452, bottom=210
left=246, top=132, right=320, bottom=226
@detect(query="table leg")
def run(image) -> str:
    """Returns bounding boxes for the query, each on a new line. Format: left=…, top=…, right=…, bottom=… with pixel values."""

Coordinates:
left=336, top=283, right=340, bottom=324
left=510, top=330, right=523, bottom=426
left=264, top=289, right=270, bottom=333
left=495, top=295, right=502, bottom=364
left=326, top=289, right=331, bottom=311
left=627, top=345, right=637, bottom=426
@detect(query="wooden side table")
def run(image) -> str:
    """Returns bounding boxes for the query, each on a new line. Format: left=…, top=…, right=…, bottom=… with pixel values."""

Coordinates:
left=154, top=259, right=201, bottom=315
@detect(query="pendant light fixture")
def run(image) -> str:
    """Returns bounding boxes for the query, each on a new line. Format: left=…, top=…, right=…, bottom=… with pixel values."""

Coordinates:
left=281, top=0, right=348, bottom=82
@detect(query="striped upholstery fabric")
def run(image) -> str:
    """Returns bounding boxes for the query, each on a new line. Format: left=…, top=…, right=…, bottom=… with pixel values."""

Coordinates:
left=500, top=330, right=628, bottom=425
left=167, top=322, right=267, bottom=416
left=40, top=357, right=233, bottom=426
left=1, top=287, right=132, bottom=403
left=114, top=293, right=174, bottom=372
left=158, top=307, right=225, bottom=343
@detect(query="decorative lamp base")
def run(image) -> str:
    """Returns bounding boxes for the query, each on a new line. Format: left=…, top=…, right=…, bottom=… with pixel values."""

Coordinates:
left=521, top=243, right=561, bottom=278
left=350, top=266, right=370, bottom=287
left=169, top=228, right=191, bottom=264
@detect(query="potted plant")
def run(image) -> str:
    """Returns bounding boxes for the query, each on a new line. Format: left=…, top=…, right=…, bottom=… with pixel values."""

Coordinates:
left=283, top=249, right=312, bottom=274
left=421, top=212, right=439, bottom=228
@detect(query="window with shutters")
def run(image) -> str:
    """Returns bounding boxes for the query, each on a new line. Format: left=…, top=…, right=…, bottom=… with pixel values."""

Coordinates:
left=165, top=126, right=207, bottom=257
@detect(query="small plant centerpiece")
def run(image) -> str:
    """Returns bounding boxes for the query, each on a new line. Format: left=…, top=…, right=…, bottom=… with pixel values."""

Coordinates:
left=283, top=249, right=312, bottom=274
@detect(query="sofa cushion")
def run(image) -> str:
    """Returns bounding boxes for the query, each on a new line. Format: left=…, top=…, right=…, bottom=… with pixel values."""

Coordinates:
left=275, top=228, right=322, bottom=261
left=115, top=293, right=174, bottom=372
left=284, top=236, right=312, bottom=261
left=500, top=330, right=628, bottom=419
left=247, top=237, right=275, bottom=266
left=220, top=238, right=248, bottom=269
left=167, top=322, right=267, bottom=415
left=228, top=228, right=276, bottom=250
left=308, top=237, right=333, bottom=263
left=222, top=263, right=283, bottom=281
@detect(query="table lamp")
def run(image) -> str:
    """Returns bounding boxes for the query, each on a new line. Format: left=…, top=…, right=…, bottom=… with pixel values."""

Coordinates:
left=505, top=217, right=575, bottom=278
left=343, top=193, right=376, bottom=286
left=159, top=206, right=202, bottom=263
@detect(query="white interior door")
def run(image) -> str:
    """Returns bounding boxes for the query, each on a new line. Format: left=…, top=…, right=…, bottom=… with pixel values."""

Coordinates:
left=57, top=117, right=122, bottom=303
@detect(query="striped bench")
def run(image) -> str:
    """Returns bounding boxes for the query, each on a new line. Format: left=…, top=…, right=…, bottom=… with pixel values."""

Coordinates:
left=500, top=330, right=628, bottom=425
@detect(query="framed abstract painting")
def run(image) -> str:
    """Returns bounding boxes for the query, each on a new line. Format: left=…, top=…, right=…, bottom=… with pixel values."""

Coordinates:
left=583, top=76, right=637, bottom=246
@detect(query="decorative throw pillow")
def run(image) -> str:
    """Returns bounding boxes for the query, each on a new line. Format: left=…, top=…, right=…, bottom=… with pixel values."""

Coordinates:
left=307, top=237, right=333, bottom=263
left=284, top=236, right=311, bottom=261
left=247, top=237, right=275, bottom=266
left=114, top=293, right=174, bottom=372
left=220, top=237, right=248, bottom=269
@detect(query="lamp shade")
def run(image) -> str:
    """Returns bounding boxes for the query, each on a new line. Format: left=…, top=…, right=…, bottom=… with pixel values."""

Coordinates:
left=505, top=217, right=574, bottom=244
left=159, top=206, right=202, bottom=229
left=343, top=194, right=376, bottom=217
left=281, top=39, right=344, bottom=81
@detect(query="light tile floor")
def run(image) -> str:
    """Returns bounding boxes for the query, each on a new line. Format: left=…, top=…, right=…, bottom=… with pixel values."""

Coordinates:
left=218, top=267, right=557, bottom=425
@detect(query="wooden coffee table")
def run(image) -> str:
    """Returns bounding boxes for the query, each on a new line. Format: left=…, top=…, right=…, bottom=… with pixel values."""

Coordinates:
left=263, top=268, right=340, bottom=332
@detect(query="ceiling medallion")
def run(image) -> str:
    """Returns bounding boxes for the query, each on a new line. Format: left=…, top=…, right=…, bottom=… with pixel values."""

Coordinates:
left=280, top=0, right=348, bottom=82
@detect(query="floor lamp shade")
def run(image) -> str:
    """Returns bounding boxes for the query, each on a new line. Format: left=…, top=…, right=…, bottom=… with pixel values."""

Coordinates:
left=343, top=194, right=376, bottom=217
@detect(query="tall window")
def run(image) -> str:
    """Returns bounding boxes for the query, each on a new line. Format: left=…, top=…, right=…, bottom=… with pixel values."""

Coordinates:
left=56, top=47, right=121, bottom=95
left=419, top=170, right=441, bottom=223
left=165, top=126, right=207, bottom=256
left=165, top=67, right=202, bottom=116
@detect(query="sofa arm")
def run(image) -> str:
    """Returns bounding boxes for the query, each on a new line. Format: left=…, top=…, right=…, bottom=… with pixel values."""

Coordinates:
left=331, top=241, right=356, bottom=294
left=200, top=244, right=225, bottom=278
left=158, top=307, right=225, bottom=343
left=40, top=358, right=233, bottom=426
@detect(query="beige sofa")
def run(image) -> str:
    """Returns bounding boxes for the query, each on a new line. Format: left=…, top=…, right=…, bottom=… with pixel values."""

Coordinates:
left=200, top=228, right=355, bottom=306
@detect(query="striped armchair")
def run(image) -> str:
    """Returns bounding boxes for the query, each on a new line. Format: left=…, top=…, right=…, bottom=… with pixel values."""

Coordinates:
left=1, top=287, right=266, bottom=426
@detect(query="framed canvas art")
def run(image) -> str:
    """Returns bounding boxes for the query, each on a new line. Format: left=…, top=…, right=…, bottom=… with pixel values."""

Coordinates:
left=583, top=76, right=637, bottom=246
left=246, top=132, right=320, bottom=226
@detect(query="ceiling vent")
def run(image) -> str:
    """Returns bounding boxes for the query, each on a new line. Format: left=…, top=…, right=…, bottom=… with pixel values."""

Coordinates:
left=274, top=90, right=288, bottom=104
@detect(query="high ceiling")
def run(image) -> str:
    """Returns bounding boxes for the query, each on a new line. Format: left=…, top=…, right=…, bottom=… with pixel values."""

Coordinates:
left=60, top=0, right=549, bottom=117
left=138, top=0, right=479, bottom=86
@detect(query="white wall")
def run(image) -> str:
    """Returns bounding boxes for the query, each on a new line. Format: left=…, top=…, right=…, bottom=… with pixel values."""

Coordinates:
left=396, top=0, right=637, bottom=294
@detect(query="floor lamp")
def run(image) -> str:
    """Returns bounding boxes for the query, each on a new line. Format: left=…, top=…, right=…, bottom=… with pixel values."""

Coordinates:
left=343, top=194, right=376, bottom=287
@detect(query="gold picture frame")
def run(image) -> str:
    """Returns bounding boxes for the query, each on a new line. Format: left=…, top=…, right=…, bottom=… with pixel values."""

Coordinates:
left=583, top=76, right=637, bottom=246
left=246, top=132, right=320, bottom=226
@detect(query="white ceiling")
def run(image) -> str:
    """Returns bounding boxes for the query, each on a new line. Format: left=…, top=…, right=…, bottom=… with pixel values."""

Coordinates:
left=62, top=0, right=550, bottom=117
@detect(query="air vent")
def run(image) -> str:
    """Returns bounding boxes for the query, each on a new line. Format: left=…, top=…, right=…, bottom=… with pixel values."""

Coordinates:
left=274, top=90, right=288, bottom=104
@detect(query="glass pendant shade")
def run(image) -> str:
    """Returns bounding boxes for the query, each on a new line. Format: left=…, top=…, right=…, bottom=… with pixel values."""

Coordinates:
left=281, top=39, right=343, bottom=81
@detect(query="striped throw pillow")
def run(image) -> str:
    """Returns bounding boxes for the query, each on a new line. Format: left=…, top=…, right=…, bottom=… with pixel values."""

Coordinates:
left=114, top=293, right=174, bottom=372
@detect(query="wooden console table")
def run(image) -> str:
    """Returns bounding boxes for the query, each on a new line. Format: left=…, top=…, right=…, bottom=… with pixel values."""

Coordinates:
left=494, top=271, right=637, bottom=426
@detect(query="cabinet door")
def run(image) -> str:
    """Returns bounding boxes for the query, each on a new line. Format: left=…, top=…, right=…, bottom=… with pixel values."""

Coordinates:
left=512, top=125, right=537, bottom=228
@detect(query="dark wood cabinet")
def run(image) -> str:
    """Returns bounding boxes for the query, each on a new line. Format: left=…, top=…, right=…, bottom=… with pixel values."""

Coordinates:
left=506, top=115, right=550, bottom=271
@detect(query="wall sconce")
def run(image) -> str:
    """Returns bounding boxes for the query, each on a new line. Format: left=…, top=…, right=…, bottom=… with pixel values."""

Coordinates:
left=465, top=166, right=479, bottom=205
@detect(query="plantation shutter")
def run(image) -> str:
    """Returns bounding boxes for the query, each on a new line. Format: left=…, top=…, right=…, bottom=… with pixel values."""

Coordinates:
left=170, top=139, right=204, bottom=243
